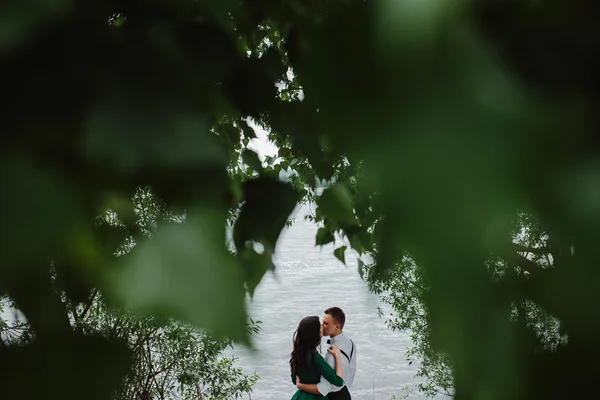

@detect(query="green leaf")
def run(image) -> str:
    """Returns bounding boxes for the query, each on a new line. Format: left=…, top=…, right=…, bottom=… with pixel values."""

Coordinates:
left=278, top=147, right=292, bottom=158
left=317, top=182, right=359, bottom=229
left=260, top=46, right=287, bottom=81
left=54, top=261, right=95, bottom=305
left=0, top=156, right=84, bottom=268
left=357, top=258, right=365, bottom=280
left=106, top=209, right=248, bottom=343
left=239, top=246, right=273, bottom=298
left=195, top=0, right=239, bottom=26
left=233, top=178, right=297, bottom=294
left=0, top=333, right=132, bottom=400
left=84, top=89, right=227, bottom=173
left=233, top=178, right=298, bottom=252
left=334, top=246, right=347, bottom=265
left=219, top=123, right=241, bottom=147
left=372, top=218, right=400, bottom=278
left=239, top=119, right=257, bottom=139
left=0, top=0, right=72, bottom=53
left=314, top=205, right=325, bottom=222
left=348, top=228, right=373, bottom=254
left=242, top=149, right=262, bottom=171
left=315, top=227, right=334, bottom=246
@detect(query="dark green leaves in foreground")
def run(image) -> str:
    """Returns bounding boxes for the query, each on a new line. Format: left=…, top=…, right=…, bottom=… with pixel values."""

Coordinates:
left=241, top=149, right=263, bottom=172
left=0, top=334, right=131, bottom=400
left=85, top=90, right=227, bottom=173
left=316, top=182, right=360, bottom=230
left=334, top=246, right=347, bottom=265
left=234, top=177, right=298, bottom=296
left=4, top=0, right=600, bottom=399
left=0, top=157, right=84, bottom=269
left=107, top=209, right=249, bottom=343
left=316, top=227, right=335, bottom=246
left=0, top=0, right=71, bottom=54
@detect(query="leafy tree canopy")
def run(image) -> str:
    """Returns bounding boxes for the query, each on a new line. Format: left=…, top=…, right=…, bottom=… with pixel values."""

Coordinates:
left=2, top=0, right=600, bottom=399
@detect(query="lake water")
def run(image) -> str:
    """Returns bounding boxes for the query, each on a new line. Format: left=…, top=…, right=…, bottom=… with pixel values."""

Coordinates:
left=230, top=206, right=442, bottom=399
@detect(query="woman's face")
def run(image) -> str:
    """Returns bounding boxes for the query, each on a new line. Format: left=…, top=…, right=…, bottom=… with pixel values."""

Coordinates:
left=320, top=322, right=324, bottom=338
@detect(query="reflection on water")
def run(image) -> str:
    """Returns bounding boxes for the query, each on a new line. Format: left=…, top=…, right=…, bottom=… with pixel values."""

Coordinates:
left=230, top=207, right=437, bottom=399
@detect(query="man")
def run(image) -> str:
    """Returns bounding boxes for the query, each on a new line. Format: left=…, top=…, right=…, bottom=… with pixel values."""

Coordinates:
left=296, top=307, right=357, bottom=399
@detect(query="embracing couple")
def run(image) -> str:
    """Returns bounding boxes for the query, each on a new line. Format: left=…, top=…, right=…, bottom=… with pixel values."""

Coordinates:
left=290, top=307, right=357, bottom=400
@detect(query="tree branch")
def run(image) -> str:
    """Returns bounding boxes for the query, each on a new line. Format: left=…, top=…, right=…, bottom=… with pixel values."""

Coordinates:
left=498, top=248, right=547, bottom=277
left=79, top=289, right=99, bottom=321
left=160, top=368, right=171, bottom=399
left=149, top=358, right=178, bottom=378
left=8, top=267, right=72, bottom=338
left=111, top=317, right=122, bottom=338
left=514, top=243, right=551, bottom=254
left=144, top=340, right=155, bottom=390
left=70, top=304, right=80, bottom=323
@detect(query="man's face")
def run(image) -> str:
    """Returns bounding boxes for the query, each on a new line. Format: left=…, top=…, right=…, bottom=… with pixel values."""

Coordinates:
left=321, top=314, right=338, bottom=337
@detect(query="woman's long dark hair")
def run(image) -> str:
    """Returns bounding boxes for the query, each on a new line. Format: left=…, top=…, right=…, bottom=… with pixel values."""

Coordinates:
left=290, top=316, right=322, bottom=378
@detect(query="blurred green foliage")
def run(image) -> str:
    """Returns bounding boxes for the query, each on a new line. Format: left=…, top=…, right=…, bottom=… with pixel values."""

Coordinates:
left=1, top=184, right=260, bottom=399
left=2, top=0, right=600, bottom=399
left=366, top=213, right=566, bottom=397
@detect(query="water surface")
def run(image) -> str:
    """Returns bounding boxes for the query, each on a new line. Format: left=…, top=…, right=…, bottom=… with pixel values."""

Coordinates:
left=231, top=207, right=440, bottom=399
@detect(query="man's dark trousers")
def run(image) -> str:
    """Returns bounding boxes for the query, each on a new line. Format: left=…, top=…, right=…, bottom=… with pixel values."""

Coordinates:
left=328, top=386, right=351, bottom=400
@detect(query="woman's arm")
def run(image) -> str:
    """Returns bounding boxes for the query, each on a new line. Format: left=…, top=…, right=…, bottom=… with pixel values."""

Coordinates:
left=296, top=376, right=321, bottom=395
left=314, top=352, right=344, bottom=387
left=333, top=353, right=343, bottom=381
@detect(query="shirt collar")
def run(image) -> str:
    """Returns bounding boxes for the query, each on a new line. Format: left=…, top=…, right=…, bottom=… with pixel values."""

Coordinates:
left=329, top=332, right=345, bottom=344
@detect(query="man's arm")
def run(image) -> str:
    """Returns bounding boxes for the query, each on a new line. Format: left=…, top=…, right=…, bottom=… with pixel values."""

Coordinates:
left=316, top=375, right=334, bottom=396
left=348, top=341, right=357, bottom=388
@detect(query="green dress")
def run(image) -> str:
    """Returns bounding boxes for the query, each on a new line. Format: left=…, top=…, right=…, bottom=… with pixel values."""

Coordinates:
left=290, top=352, right=344, bottom=400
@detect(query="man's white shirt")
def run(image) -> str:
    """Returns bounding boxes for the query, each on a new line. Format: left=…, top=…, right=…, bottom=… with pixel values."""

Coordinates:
left=317, top=332, right=357, bottom=395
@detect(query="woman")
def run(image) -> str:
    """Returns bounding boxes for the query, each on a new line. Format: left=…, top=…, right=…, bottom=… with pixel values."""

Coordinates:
left=290, top=316, right=344, bottom=400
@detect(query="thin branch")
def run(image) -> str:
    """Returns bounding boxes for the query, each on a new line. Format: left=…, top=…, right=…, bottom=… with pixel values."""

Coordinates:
left=110, top=317, right=122, bottom=338
left=152, top=372, right=162, bottom=400
left=149, top=358, right=178, bottom=378
left=70, top=304, right=81, bottom=324
left=544, top=253, right=553, bottom=267
left=79, top=289, right=99, bottom=321
left=144, top=340, right=155, bottom=390
left=514, top=243, right=551, bottom=255
left=160, top=368, right=171, bottom=399
left=514, top=253, right=546, bottom=276
left=498, top=249, right=546, bottom=277
left=196, top=381, right=203, bottom=399
left=8, top=268, right=72, bottom=338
